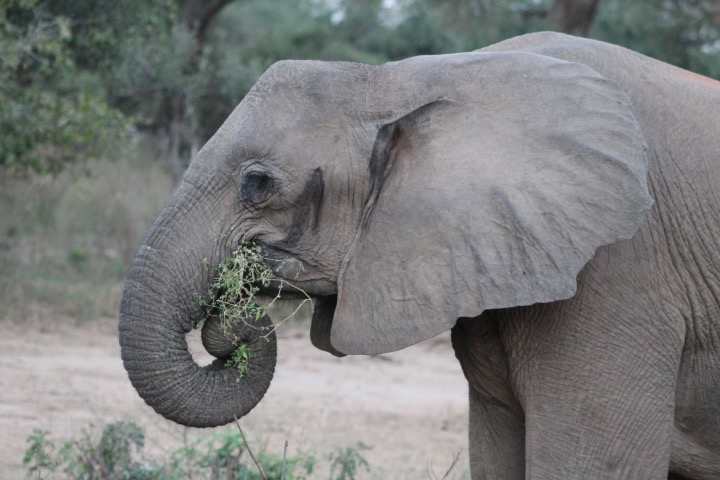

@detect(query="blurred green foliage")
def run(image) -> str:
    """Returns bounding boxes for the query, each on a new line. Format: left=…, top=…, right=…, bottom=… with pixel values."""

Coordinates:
left=24, top=421, right=370, bottom=480
left=0, top=0, right=130, bottom=174
left=591, top=0, right=720, bottom=78
left=1, top=0, right=718, bottom=174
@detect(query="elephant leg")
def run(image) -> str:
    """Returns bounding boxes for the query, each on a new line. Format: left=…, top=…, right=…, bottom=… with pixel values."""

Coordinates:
left=498, top=290, right=684, bottom=479
left=452, top=316, right=525, bottom=479
left=467, top=387, right=525, bottom=479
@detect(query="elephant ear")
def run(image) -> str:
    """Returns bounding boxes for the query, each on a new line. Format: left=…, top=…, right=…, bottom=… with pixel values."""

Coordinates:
left=330, top=51, right=652, bottom=355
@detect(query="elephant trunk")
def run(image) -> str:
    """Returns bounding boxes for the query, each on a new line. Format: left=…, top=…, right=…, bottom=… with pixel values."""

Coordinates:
left=118, top=175, right=276, bottom=428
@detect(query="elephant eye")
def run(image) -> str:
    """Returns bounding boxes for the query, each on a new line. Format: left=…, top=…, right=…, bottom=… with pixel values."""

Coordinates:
left=241, top=171, right=275, bottom=205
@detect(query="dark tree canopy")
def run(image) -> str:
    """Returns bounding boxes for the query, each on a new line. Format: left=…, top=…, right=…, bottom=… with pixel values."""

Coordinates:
left=2, top=0, right=718, bottom=174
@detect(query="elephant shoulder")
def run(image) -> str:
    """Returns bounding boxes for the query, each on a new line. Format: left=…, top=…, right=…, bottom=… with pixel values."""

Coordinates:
left=478, top=32, right=661, bottom=82
left=481, top=32, right=623, bottom=63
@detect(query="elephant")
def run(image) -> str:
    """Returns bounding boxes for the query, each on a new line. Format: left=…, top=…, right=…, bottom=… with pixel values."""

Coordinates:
left=119, top=31, right=720, bottom=479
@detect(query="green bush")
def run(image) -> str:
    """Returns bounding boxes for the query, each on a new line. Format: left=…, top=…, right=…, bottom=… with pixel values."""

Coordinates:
left=23, top=422, right=163, bottom=480
left=328, top=448, right=370, bottom=480
left=24, top=421, right=370, bottom=480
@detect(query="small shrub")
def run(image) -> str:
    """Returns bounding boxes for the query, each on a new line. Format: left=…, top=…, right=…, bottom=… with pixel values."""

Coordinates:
left=93, top=421, right=145, bottom=475
left=23, top=421, right=374, bottom=480
left=23, top=422, right=168, bottom=480
left=328, top=447, right=371, bottom=480
left=174, top=430, right=316, bottom=480
left=23, top=428, right=66, bottom=478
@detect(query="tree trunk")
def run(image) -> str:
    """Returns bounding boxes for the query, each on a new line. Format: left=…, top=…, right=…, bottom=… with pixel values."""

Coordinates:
left=548, top=0, right=601, bottom=37
left=181, top=0, right=236, bottom=49
left=161, top=0, right=238, bottom=181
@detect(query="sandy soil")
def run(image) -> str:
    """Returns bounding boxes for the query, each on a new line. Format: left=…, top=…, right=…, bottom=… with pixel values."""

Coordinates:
left=0, top=317, right=470, bottom=479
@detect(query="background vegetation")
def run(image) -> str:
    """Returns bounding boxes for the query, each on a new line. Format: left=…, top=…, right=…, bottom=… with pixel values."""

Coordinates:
left=24, top=420, right=370, bottom=479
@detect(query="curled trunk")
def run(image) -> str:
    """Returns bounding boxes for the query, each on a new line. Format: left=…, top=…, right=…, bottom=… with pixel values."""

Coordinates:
left=120, top=276, right=276, bottom=428
left=119, top=175, right=276, bottom=428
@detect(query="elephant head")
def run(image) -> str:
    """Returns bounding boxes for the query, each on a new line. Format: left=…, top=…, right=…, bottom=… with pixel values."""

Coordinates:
left=119, top=51, right=652, bottom=427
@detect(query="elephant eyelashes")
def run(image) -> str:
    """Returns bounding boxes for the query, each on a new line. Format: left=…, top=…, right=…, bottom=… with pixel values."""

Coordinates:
left=241, top=172, right=275, bottom=205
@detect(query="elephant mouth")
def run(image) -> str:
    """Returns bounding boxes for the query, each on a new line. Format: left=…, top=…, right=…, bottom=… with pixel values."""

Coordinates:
left=255, top=243, right=337, bottom=296
left=221, top=242, right=343, bottom=356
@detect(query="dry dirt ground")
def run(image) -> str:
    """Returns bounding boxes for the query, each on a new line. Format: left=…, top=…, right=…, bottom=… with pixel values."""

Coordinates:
left=0, top=316, right=470, bottom=479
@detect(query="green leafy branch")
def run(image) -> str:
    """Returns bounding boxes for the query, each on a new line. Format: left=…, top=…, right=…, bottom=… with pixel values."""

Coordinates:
left=226, top=343, right=254, bottom=377
left=201, top=241, right=311, bottom=376
left=205, top=241, right=311, bottom=335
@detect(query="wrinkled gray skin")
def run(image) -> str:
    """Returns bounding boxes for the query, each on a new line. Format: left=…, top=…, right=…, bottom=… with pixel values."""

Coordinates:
left=119, top=32, right=720, bottom=479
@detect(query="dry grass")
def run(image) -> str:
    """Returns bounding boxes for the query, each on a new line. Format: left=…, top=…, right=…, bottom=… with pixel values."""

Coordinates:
left=0, top=147, right=174, bottom=323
